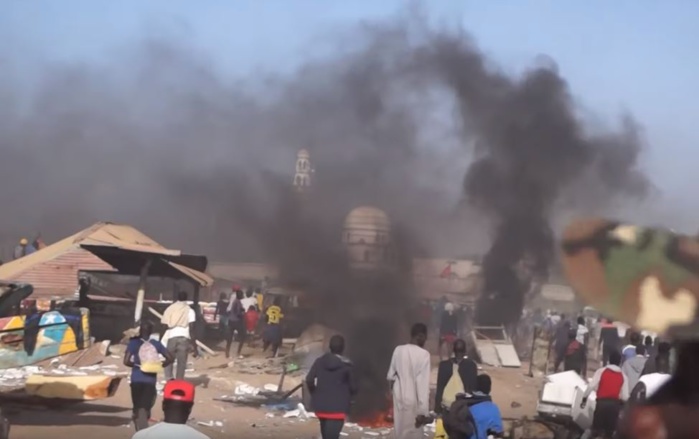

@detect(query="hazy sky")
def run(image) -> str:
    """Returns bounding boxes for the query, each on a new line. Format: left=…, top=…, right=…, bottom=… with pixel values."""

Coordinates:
left=2, top=0, right=697, bottom=229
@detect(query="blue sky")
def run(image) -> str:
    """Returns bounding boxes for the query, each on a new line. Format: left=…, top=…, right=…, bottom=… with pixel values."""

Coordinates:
left=2, top=1, right=697, bottom=216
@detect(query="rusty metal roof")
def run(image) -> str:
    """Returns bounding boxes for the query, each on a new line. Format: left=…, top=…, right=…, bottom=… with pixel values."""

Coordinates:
left=0, top=222, right=212, bottom=297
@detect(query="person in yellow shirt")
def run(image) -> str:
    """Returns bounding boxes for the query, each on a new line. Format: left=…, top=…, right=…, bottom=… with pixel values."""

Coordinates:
left=255, top=288, right=264, bottom=312
left=262, top=297, right=284, bottom=357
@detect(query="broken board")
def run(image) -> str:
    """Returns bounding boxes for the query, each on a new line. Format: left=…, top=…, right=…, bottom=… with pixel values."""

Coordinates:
left=472, top=326, right=521, bottom=368
left=24, top=374, right=122, bottom=401
left=476, top=343, right=500, bottom=367
left=494, top=344, right=522, bottom=368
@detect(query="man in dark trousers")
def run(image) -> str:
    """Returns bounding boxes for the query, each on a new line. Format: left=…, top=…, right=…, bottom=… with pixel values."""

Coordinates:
left=131, top=380, right=210, bottom=439
left=225, top=290, right=247, bottom=358
left=564, top=329, right=586, bottom=375
left=438, top=303, right=459, bottom=360
left=435, top=339, right=478, bottom=413
left=553, top=319, right=571, bottom=372
left=124, top=321, right=173, bottom=431
left=598, top=318, right=620, bottom=367
left=305, top=335, right=358, bottom=439
left=641, top=341, right=672, bottom=375
left=581, top=351, right=630, bottom=439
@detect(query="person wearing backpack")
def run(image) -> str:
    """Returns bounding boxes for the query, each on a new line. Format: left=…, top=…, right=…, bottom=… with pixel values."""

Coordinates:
left=442, top=394, right=477, bottom=439
left=435, top=339, right=478, bottom=413
left=124, top=321, right=174, bottom=431
left=225, top=289, right=247, bottom=358
left=467, top=374, right=503, bottom=439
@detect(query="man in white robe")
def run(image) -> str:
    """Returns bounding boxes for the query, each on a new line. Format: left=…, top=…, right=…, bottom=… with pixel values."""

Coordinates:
left=387, top=323, right=431, bottom=439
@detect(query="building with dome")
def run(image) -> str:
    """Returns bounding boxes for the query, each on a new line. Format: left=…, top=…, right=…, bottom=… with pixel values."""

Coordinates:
left=343, top=206, right=392, bottom=270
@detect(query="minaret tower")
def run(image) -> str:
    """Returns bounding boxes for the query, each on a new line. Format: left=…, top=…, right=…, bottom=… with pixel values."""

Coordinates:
left=293, top=149, right=312, bottom=191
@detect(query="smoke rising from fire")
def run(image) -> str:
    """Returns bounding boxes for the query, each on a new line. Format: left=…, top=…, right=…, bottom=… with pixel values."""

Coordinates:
left=1, top=11, right=650, bottom=410
left=418, top=36, right=651, bottom=324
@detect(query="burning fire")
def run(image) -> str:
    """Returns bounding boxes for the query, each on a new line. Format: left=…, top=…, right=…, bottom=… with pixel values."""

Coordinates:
left=355, top=406, right=394, bottom=428
left=354, top=395, right=394, bottom=428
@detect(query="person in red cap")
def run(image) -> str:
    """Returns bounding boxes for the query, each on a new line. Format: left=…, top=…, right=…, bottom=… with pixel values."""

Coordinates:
left=131, top=380, right=210, bottom=439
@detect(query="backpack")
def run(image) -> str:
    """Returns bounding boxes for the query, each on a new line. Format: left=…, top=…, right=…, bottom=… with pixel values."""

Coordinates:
left=443, top=398, right=477, bottom=439
left=433, top=417, right=447, bottom=439
left=442, top=362, right=465, bottom=408
left=229, top=300, right=244, bottom=322
left=138, top=339, right=162, bottom=374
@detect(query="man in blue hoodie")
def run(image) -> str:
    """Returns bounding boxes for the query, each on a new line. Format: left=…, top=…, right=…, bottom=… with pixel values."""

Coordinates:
left=468, top=374, right=503, bottom=439
left=306, top=335, right=358, bottom=439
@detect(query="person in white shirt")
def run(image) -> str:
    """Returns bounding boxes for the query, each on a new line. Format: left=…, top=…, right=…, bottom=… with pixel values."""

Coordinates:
left=160, top=292, right=197, bottom=380
left=240, top=289, right=257, bottom=312
left=132, top=379, right=210, bottom=439
left=387, top=323, right=431, bottom=439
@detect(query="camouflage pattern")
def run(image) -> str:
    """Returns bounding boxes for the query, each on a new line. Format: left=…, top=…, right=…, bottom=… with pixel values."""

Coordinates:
left=560, top=218, right=699, bottom=338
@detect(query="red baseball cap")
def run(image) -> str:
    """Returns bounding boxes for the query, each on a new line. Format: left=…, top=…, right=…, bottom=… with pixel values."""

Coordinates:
left=163, top=380, right=195, bottom=403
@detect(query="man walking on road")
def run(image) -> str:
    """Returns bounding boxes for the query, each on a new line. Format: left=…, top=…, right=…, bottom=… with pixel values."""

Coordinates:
left=306, top=335, right=358, bottom=439
left=387, top=323, right=431, bottom=439
left=161, top=292, right=198, bottom=380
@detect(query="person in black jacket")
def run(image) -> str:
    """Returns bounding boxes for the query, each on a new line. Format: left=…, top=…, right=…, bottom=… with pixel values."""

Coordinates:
left=435, top=339, right=478, bottom=413
left=305, top=335, right=358, bottom=439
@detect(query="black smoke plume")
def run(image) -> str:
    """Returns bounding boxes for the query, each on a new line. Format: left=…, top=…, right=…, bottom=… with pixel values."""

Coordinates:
left=0, top=11, right=650, bottom=410
left=426, top=43, right=650, bottom=325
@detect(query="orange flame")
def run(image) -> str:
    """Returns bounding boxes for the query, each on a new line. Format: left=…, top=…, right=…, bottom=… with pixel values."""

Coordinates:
left=354, top=395, right=394, bottom=428
left=355, top=406, right=394, bottom=428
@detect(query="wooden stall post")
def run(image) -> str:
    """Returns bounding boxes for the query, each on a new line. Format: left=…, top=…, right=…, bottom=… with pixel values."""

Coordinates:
left=193, top=283, right=200, bottom=307
left=134, top=258, right=152, bottom=325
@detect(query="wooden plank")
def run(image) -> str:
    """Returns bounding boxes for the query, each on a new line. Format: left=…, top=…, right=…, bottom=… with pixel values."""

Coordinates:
left=494, top=344, right=522, bottom=368
left=24, top=375, right=123, bottom=400
left=476, top=342, right=500, bottom=367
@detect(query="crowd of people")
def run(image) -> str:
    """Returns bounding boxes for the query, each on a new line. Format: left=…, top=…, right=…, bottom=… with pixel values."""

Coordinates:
left=121, top=287, right=286, bottom=438
left=123, top=295, right=677, bottom=439
left=548, top=313, right=673, bottom=439
left=214, top=287, right=285, bottom=359
left=123, top=312, right=500, bottom=439
left=304, top=323, right=503, bottom=439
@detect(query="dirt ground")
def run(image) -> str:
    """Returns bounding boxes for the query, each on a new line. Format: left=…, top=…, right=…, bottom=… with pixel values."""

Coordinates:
left=6, top=340, right=545, bottom=439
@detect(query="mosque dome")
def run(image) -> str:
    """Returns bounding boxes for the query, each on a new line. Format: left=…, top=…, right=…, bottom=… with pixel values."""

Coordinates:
left=343, top=206, right=391, bottom=234
left=343, top=206, right=392, bottom=269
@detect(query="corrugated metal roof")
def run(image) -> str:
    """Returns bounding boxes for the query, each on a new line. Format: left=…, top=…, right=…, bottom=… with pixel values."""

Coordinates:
left=15, top=249, right=115, bottom=298
left=0, top=222, right=167, bottom=281
left=167, top=261, right=213, bottom=287
left=0, top=221, right=207, bottom=297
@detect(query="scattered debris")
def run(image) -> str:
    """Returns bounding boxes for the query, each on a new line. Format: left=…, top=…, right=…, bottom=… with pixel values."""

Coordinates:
left=197, top=420, right=224, bottom=428
left=234, top=383, right=260, bottom=396
left=282, top=403, right=314, bottom=419
left=98, top=340, right=111, bottom=356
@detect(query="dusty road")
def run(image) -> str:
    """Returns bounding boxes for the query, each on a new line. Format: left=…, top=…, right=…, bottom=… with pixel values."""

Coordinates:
left=6, top=345, right=544, bottom=439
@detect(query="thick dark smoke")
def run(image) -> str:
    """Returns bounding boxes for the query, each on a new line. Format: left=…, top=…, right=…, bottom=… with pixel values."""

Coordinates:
left=1, top=11, right=649, bottom=411
left=423, top=40, right=650, bottom=324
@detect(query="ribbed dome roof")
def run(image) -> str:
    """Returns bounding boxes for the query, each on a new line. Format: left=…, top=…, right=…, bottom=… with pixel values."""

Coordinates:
left=344, top=206, right=391, bottom=232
